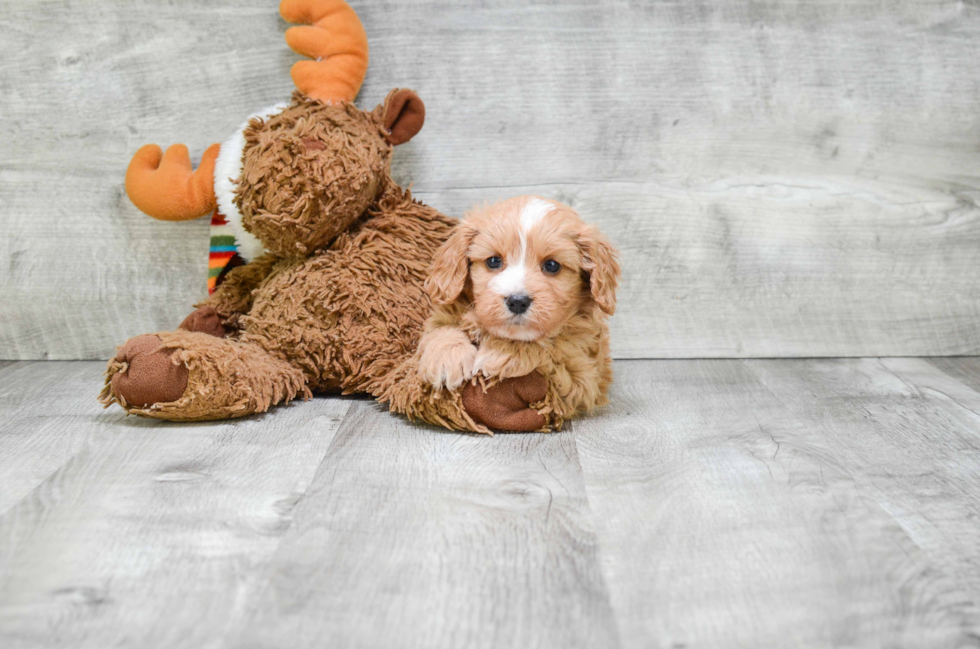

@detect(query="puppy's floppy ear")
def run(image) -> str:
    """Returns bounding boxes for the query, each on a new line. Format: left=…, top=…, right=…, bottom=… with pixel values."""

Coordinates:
left=380, top=88, right=425, bottom=145
left=577, top=224, right=621, bottom=315
left=425, top=220, right=477, bottom=305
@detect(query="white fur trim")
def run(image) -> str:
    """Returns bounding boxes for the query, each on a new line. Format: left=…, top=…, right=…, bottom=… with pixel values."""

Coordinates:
left=213, top=103, right=287, bottom=262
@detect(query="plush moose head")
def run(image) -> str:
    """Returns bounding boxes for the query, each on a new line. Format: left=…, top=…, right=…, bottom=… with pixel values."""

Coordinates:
left=124, top=0, right=426, bottom=263
left=232, top=89, right=425, bottom=257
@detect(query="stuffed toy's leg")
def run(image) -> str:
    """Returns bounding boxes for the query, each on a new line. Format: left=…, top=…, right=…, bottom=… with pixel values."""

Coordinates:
left=460, top=373, right=552, bottom=432
left=378, top=353, right=557, bottom=434
left=100, top=330, right=308, bottom=421
left=177, top=305, right=228, bottom=338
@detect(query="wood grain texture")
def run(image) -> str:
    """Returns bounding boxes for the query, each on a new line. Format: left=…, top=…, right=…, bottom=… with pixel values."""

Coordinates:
left=2, top=1, right=980, bottom=359
left=0, top=362, right=352, bottom=649
left=4, top=359, right=980, bottom=646
left=0, top=362, right=109, bottom=515
left=234, top=400, right=619, bottom=649
left=747, top=357, right=980, bottom=605
left=574, top=359, right=980, bottom=648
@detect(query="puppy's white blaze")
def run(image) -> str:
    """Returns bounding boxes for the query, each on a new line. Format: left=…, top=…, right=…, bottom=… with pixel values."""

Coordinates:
left=488, top=198, right=554, bottom=297
left=489, top=263, right=526, bottom=296
left=520, top=198, right=553, bottom=232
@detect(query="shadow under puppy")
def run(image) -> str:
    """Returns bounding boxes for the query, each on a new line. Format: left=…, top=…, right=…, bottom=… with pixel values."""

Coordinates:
left=381, top=196, right=621, bottom=433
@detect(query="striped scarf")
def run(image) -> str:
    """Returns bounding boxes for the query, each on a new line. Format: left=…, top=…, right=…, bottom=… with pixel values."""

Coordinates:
left=207, top=209, right=246, bottom=293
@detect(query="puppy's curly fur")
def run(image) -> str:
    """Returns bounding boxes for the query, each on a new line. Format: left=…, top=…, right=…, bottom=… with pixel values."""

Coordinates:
left=380, top=196, right=621, bottom=432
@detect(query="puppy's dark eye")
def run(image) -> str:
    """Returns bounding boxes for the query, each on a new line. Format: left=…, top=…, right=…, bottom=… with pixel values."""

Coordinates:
left=542, top=259, right=561, bottom=274
left=486, top=256, right=502, bottom=270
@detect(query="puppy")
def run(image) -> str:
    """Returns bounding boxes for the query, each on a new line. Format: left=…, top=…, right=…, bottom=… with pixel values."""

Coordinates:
left=416, top=195, right=621, bottom=430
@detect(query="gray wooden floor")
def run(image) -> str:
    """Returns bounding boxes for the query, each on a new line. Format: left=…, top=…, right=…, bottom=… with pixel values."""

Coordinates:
left=2, top=359, right=980, bottom=647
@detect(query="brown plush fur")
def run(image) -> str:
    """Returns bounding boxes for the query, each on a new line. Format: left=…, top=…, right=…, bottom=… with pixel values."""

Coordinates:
left=237, top=93, right=392, bottom=257
left=101, top=330, right=308, bottom=421
left=378, top=197, right=621, bottom=432
left=102, top=93, right=599, bottom=433
left=105, top=0, right=562, bottom=431
left=102, top=90, right=464, bottom=421
left=228, top=182, right=454, bottom=395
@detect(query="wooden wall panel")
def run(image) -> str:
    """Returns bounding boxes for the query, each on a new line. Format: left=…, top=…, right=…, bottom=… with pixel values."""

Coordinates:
left=2, top=0, right=979, bottom=359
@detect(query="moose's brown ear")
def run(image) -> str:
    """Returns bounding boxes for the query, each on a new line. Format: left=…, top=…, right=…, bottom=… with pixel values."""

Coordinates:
left=383, top=89, right=425, bottom=145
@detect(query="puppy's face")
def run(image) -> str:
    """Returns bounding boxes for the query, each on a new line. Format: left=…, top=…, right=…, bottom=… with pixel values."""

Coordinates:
left=467, top=199, right=586, bottom=340
left=426, top=196, right=620, bottom=341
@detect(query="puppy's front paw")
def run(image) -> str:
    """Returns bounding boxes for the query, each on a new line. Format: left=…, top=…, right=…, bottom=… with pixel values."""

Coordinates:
left=419, top=339, right=478, bottom=391
left=471, top=348, right=508, bottom=379
left=472, top=346, right=537, bottom=381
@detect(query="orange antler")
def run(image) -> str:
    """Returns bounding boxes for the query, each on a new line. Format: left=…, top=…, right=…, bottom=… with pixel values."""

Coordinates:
left=280, top=0, right=369, bottom=103
left=125, top=143, right=220, bottom=221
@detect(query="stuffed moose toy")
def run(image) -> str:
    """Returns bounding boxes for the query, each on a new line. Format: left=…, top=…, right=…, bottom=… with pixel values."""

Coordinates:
left=99, top=0, right=572, bottom=432
left=101, top=0, right=564, bottom=432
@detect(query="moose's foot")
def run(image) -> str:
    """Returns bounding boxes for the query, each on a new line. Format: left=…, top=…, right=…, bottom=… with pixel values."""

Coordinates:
left=462, top=372, right=553, bottom=432
left=107, top=334, right=189, bottom=409
left=100, top=331, right=309, bottom=421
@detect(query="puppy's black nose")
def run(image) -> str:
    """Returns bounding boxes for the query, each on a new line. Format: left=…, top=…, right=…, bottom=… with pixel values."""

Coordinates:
left=505, top=294, right=532, bottom=315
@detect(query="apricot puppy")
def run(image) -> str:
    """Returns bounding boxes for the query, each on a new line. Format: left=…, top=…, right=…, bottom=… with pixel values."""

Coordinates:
left=382, top=195, right=621, bottom=433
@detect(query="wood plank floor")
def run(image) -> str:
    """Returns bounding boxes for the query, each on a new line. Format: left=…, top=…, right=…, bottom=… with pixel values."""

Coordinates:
left=2, top=359, right=980, bottom=648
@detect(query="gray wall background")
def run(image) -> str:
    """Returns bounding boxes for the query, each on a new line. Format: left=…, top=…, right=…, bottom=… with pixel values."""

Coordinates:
left=2, top=0, right=979, bottom=360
